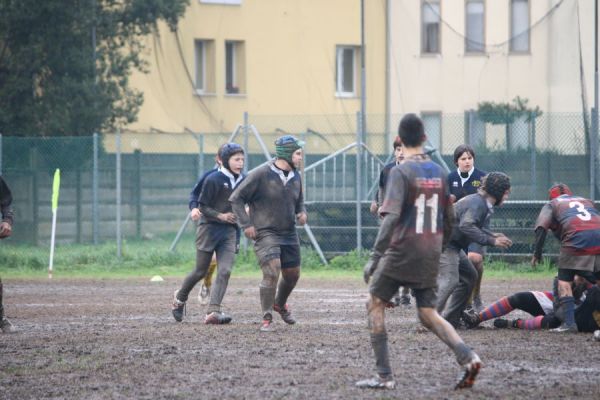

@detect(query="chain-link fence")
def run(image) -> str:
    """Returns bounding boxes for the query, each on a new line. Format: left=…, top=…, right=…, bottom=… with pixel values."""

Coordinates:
left=1, top=111, right=598, bottom=260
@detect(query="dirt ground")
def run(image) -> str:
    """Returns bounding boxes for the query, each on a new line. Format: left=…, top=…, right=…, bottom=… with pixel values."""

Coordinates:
left=1, top=276, right=600, bottom=400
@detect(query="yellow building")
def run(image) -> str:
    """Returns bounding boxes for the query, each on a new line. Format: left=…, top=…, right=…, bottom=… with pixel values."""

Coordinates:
left=126, top=0, right=387, bottom=153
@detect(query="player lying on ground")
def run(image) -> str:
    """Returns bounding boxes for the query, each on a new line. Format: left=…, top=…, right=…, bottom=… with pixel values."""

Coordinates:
left=463, top=275, right=600, bottom=333
left=172, top=143, right=245, bottom=324
left=358, top=114, right=481, bottom=390
left=230, top=135, right=307, bottom=332
left=437, top=172, right=512, bottom=328
left=532, top=183, right=600, bottom=332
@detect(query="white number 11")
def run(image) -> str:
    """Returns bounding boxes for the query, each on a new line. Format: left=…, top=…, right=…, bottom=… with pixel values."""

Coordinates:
left=414, top=193, right=438, bottom=234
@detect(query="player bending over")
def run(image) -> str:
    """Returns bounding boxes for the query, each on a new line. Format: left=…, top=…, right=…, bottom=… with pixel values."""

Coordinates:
left=172, top=143, right=245, bottom=324
left=358, top=114, right=481, bottom=390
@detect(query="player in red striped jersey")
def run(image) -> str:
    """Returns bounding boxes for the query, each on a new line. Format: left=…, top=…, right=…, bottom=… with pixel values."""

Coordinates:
left=531, top=183, right=600, bottom=332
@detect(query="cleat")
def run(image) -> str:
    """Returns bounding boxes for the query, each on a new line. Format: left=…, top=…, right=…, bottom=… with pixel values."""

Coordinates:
left=455, top=353, right=482, bottom=390
left=462, top=309, right=481, bottom=329
left=198, top=284, right=210, bottom=305
left=550, top=323, right=578, bottom=333
left=204, top=311, right=232, bottom=325
left=171, top=290, right=186, bottom=322
left=399, top=294, right=411, bottom=308
left=273, top=303, right=296, bottom=325
left=0, top=318, right=16, bottom=334
left=493, top=318, right=521, bottom=329
left=260, top=314, right=274, bottom=332
left=356, top=375, right=395, bottom=389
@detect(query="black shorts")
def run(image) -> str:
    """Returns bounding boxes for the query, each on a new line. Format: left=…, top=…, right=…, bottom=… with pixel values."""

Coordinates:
left=370, top=272, right=437, bottom=308
left=256, top=243, right=301, bottom=269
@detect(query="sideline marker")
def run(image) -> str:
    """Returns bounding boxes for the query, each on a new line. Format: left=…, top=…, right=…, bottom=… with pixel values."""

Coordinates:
left=48, top=168, right=60, bottom=279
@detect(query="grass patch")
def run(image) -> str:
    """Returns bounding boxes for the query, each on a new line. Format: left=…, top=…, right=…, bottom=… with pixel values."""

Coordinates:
left=0, top=238, right=558, bottom=280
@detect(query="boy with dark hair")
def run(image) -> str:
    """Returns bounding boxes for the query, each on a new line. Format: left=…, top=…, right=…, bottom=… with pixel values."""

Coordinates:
left=172, top=143, right=245, bottom=324
left=0, top=176, right=15, bottom=333
left=436, top=172, right=513, bottom=328
left=531, top=183, right=600, bottom=332
left=358, top=114, right=481, bottom=390
left=447, top=144, right=488, bottom=312
left=230, top=135, right=307, bottom=332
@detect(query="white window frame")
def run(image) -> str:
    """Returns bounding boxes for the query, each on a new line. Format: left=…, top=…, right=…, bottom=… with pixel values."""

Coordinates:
left=335, top=46, right=357, bottom=97
left=510, top=0, right=530, bottom=53
left=225, top=41, right=238, bottom=94
left=421, top=0, right=441, bottom=54
left=194, top=40, right=206, bottom=94
left=465, top=0, right=485, bottom=53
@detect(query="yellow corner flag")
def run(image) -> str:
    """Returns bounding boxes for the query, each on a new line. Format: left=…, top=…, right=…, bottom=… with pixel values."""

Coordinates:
left=52, top=169, right=61, bottom=213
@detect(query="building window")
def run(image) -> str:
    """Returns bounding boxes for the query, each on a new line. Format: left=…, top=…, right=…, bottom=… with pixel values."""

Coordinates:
left=225, top=41, right=245, bottom=94
left=464, top=110, right=486, bottom=148
left=422, top=112, right=442, bottom=150
left=194, top=39, right=214, bottom=94
left=336, top=46, right=358, bottom=97
left=465, top=0, right=484, bottom=53
left=510, top=0, right=529, bottom=52
left=421, top=1, right=440, bottom=54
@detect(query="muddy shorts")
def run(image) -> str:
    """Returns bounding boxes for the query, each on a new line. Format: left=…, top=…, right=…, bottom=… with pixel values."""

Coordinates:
left=557, top=254, right=600, bottom=282
left=254, top=236, right=301, bottom=269
left=370, top=272, right=437, bottom=308
left=467, top=242, right=486, bottom=257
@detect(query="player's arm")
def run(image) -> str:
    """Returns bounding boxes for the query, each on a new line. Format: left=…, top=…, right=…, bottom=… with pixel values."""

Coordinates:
left=458, top=205, right=498, bottom=247
left=531, top=204, right=553, bottom=266
left=229, top=172, right=258, bottom=238
left=199, top=179, right=236, bottom=224
left=295, top=178, right=307, bottom=225
left=442, top=198, right=455, bottom=250
left=363, top=211, right=399, bottom=283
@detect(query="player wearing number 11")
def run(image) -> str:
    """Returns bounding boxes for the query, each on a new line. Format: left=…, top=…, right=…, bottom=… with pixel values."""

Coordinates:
left=357, top=114, right=482, bottom=390
left=531, top=183, right=600, bottom=332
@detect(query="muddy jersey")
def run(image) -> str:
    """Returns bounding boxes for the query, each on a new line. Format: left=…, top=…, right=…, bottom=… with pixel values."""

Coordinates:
left=374, top=161, right=397, bottom=206
left=535, top=195, right=600, bottom=255
left=378, top=156, right=451, bottom=287
left=198, top=167, right=244, bottom=225
left=229, top=163, right=305, bottom=244
left=189, top=168, right=218, bottom=210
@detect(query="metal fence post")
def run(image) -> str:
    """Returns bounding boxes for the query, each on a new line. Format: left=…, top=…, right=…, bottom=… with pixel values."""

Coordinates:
left=242, top=112, right=249, bottom=252
left=530, top=113, right=537, bottom=200
left=116, top=129, right=122, bottom=259
left=93, top=132, right=99, bottom=244
left=356, top=112, right=363, bottom=253
left=134, top=149, right=142, bottom=239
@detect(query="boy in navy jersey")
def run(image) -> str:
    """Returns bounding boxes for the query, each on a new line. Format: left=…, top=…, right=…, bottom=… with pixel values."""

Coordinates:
left=172, top=143, right=245, bottom=324
left=358, top=114, right=481, bottom=390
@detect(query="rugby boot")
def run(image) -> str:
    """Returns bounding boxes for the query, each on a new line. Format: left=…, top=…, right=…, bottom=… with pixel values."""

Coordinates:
left=399, top=294, right=411, bottom=308
left=493, top=318, right=521, bottom=329
left=355, top=375, right=395, bottom=389
left=260, top=313, right=274, bottom=332
left=0, top=318, right=16, bottom=333
left=462, top=309, right=481, bottom=329
left=274, top=303, right=296, bottom=325
left=472, top=295, right=484, bottom=313
left=204, top=311, right=232, bottom=325
left=455, top=353, right=482, bottom=390
left=550, top=322, right=578, bottom=333
left=171, top=290, right=186, bottom=322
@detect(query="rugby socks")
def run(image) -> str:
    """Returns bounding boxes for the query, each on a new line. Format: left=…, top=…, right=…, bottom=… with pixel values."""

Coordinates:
left=204, top=259, right=218, bottom=288
left=370, top=332, right=392, bottom=377
left=515, top=316, right=543, bottom=330
left=259, top=286, right=276, bottom=318
left=452, top=342, right=473, bottom=366
left=478, top=297, right=513, bottom=322
left=558, top=296, right=576, bottom=327
left=275, top=270, right=299, bottom=308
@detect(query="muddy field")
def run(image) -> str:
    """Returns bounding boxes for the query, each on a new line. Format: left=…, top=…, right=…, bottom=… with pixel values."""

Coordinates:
left=1, top=276, right=599, bottom=399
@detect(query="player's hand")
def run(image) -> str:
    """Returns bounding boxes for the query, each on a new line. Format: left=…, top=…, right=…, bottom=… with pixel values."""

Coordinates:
left=369, top=201, right=378, bottom=215
left=0, top=222, right=12, bottom=239
left=218, top=212, right=237, bottom=224
left=296, top=212, right=307, bottom=226
left=449, top=194, right=457, bottom=204
left=363, top=258, right=378, bottom=284
left=494, top=235, right=512, bottom=249
left=244, top=226, right=256, bottom=240
left=190, top=208, right=201, bottom=221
